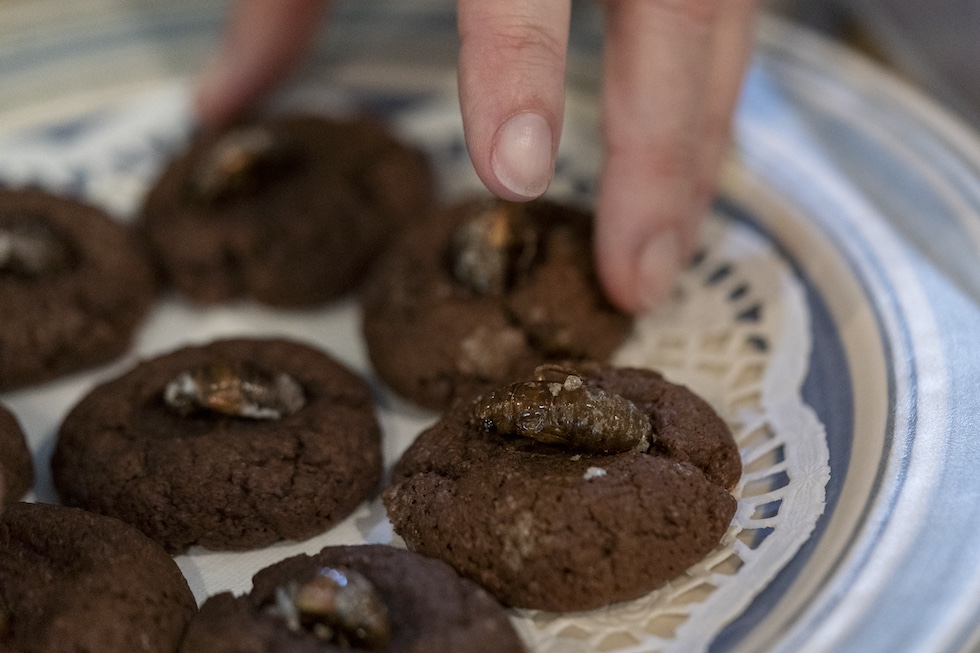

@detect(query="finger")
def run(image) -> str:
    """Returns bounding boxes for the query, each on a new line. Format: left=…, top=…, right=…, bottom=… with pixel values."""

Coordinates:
left=595, top=0, right=721, bottom=312
left=457, top=0, right=571, bottom=200
left=694, top=0, right=759, bottom=218
left=195, top=0, right=330, bottom=128
left=594, top=0, right=720, bottom=313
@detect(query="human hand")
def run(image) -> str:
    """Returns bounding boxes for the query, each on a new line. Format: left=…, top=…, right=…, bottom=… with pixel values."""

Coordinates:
left=195, top=0, right=759, bottom=314
left=195, top=0, right=332, bottom=128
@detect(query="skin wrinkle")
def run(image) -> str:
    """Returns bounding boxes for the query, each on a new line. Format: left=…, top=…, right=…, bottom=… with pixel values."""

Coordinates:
left=459, top=16, right=567, bottom=74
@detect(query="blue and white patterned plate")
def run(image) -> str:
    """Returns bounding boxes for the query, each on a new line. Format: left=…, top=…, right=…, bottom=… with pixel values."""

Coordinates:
left=2, top=3, right=979, bottom=652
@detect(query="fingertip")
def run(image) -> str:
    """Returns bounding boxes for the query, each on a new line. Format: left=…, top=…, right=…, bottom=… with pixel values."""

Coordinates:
left=597, top=228, right=683, bottom=315
left=193, top=57, right=236, bottom=128
left=635, top=229, right=682, bottom=310
left=456, top=0, right=569, bottom=202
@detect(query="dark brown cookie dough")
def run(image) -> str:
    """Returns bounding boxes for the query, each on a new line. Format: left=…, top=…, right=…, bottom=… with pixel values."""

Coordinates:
left=383, top=363, right=741, bottom=612
left=51, top=338, right=383, bottom=553
left=0, top=501, right=196, bottom=653
left=361, top=197, right=632, bottom=411
left=180, top=544, right=526, bottom=653
left=0, top=188, right=156, bottom=391
left=0, top=404, right=32, bottom=503
left=140, top=114, right=435, bottom=307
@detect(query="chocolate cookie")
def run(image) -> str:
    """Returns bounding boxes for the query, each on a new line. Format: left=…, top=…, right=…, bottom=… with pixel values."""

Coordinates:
left=51, top=338, right=383, bottom=553
left=180, top=544, right=526, bottom=653
left=0, top=188, right=156, bottom=391
left=361, top=197, right=632, bottom=411
left=140, top=114, right=435, bottom=306
left=0, top=404, right=32, bottom=503
left=0, top=501, right=196, bottom=653
left=383, top=363, right=741, bottom=612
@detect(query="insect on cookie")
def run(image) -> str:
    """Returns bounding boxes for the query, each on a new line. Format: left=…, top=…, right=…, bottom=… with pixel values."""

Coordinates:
left=0, top=501, right=196, bottom=653
left=384, top=362, right=742, bottom=612
left=361, top=196, right=632, bottom=411
left=140, top=114, right=435, bottom=307
left=0, top=188, right=156, bottom=391
left=0, top=403, right=32, bottom=503
left=180, top=544, right=526, bottom=653
left=51, top=338, right=383, bottom=553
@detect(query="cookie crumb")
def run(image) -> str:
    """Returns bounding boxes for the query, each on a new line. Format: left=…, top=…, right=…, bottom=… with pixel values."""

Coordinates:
left=583, top=466, right=607, bottom=480
left=563, top=375, right=584, bottom=391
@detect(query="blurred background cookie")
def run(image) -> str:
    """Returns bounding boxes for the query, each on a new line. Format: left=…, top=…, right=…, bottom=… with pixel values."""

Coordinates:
left=51, top=337, right=383, bottom=553
left=0, top=501, right=196, bottom=653
left=0, top=188, right=156, bottom=390
left=361, top=197, right=632, bottom=410
left=384, top=363, right=741, bottom=612
left=140, top=114, right=435, bottom=307
left=180, top=544, right=526, bottom=653
left=0, top=403, right=32, bottom=503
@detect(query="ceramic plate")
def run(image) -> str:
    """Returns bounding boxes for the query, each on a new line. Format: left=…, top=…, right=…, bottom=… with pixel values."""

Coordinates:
left=2, top=2, right=979, bottom=652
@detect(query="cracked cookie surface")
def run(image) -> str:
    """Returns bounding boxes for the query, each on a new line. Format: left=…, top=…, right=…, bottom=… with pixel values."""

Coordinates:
left=361, top=197, right=631, bottom=411
left=51, top=338, right=383, bottom=553
left=181, top=544, right=526, bottom=653
left=0, top=501, right=196, bottom=653
left=383, top=364, right=741, bottom=612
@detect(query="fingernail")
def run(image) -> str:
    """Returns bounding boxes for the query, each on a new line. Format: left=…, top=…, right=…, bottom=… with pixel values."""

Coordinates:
left=638, top=231, right=681, bottom=311
left=491, top=112, right=554, bottom=198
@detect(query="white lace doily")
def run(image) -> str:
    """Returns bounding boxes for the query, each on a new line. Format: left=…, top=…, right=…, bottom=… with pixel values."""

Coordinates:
left=0, top=82, right=829, bottom=653
left=514, top=216, right=830, bottom=653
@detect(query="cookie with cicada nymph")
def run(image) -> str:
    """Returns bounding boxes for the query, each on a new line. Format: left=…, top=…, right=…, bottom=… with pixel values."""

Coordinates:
left=385, top=362, right=741, bottom=612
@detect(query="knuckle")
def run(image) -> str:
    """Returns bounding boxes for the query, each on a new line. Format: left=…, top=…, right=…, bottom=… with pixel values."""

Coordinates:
left=464, top=18, right=567, bottom=69
left=605, top=139, right=697, bottom=184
